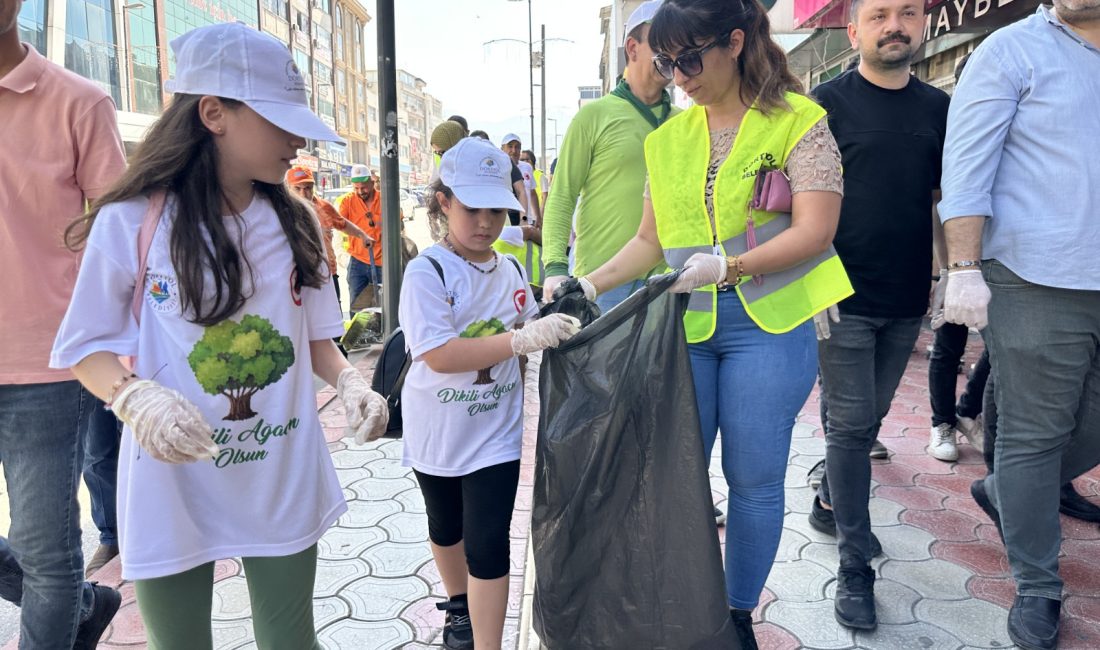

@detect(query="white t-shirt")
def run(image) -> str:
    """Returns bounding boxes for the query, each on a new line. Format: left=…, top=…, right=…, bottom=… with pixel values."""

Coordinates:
left=398, top=245, right=538, bottom=477
left=518, top=161, right=537, bottom=192
left=51, top=193, right=347, bottom=580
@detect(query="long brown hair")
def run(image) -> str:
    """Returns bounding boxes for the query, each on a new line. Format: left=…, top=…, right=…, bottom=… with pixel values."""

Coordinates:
left=649, top=0, right=804, bottom=115
left=66, top=94, right=327, bottom=326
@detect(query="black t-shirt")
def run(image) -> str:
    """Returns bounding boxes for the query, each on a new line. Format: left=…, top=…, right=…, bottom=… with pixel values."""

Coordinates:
left=508, top=162, right=524, bottom=226
left=814, top=70, right=949, bottom=318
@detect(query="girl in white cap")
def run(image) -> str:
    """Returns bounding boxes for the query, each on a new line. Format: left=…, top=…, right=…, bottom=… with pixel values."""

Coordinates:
left=50, top=23, right=388, bottom=649
left=398, top=137, right=580, bottom=650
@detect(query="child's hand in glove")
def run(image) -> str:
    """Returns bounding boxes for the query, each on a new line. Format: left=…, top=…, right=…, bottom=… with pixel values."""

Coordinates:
left=112, top=380, right=219, bottom=463
left=337, top=367, right=390, bottom=445
left=510, top=314, right=582, bottom=356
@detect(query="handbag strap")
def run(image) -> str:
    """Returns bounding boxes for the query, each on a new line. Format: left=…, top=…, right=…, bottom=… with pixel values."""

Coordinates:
left=132, top=190, right=168, bottom=325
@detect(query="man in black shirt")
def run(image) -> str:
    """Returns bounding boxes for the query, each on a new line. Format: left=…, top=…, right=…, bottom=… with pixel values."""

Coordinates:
left=807, top=0, right=949, bottom=632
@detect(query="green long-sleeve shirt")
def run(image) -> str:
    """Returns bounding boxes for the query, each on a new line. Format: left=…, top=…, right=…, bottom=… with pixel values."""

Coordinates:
left=542, top=94, right=680, bottom=279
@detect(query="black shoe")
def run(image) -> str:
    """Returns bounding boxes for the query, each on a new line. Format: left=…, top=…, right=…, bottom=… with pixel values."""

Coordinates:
left=970, top=479, right=1004, bottom=542
left=1059, top=483, right=1100, bottom=523
left=73, top=583, right=122, bottom=650
left=715, top=505, right=727, bottom=527
left=1007, top=595, right=1060, bottom=650
left=730, top=608, right=759, bottom=650
left=835, top=565, right=877, bottom=630
left=436, top=594, right=474, bottom=650
left=808, top=497, right=883, bottom=558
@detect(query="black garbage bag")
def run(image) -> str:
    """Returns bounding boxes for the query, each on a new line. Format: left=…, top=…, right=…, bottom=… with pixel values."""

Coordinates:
left=532, top=273, right=738, bottom=650
left=541, top=277, right=602, bottom=327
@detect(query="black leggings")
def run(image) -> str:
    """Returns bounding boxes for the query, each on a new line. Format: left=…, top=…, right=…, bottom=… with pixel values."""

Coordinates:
left=414, top=460, right=520, bottom=580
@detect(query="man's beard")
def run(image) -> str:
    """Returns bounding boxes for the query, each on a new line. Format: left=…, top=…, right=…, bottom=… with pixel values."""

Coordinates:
left=868, top=32, right=916, bottom=69
left=1055, top=0, right=1100, bottom=23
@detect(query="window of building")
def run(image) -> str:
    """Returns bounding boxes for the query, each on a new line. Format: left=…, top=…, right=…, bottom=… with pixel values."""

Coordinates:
left=163, top=0, right=259, bottom=74
left=317, top=98, right=335, bottom=123
left=17, top=0, right=47, bottom=54
left=358, top=112, right=367, bottom=134
left=368, top=106, right=377, bottom=122
left=369, top=135, right=378, bottom=150
left=313, top=0, right=331, bottom=14
left=338, top=104, right=348, bottom=130
left=315, top=61, right=333, bottom=87
left=65, top=0, right=121, bottom=106
left=336, top=68, right=346, bottom=95
left=294, top=48, right=312, bottom=102
left=314, top=26, right=332, bottom=58
left=356, top=80, right=364, bottom=104
left=262, top=0, right=287, bottom=17
left=293, top=9, right=309, bottom=32
left=126, top=2, right=161, bottom=115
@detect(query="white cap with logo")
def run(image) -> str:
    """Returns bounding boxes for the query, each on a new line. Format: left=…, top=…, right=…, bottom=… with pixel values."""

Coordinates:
left=499, top=133, right=522, bottom=147
left=350, top=164, right=373, bottom=183
left=440, top=137, right=523, bottom=212
left=165, top=22, right=343, bottom=143
left=624, top=0, right=664, bottom=44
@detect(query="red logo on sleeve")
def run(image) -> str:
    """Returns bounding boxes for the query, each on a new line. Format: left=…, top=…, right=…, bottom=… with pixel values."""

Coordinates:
left=513, top=289, right=527, bottom=313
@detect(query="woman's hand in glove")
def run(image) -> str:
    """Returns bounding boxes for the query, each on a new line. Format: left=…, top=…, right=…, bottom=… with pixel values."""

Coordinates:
left=668, top=253, right=727, bottom=293
left=337, top=367, right=390, bottom=445
left=510, top=314, right=582, bottom=356
left=112, top=380, right=219, bottom=464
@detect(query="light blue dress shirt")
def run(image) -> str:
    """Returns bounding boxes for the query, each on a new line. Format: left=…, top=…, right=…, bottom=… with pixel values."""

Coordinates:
left=939, top=6, right=1100, bottom=290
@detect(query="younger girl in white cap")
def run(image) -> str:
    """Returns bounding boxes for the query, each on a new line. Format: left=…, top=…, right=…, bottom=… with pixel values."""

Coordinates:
left=399, top=137, right=580, bottom=650
left=51, top=22, right=388, bottom=648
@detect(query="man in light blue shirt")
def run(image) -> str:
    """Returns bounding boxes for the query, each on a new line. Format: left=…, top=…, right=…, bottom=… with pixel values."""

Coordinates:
left=938, top=4, right=1100, bottom=649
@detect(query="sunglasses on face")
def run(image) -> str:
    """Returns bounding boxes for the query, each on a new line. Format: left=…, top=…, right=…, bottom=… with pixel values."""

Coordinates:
left=652, top=35, right=729, bottom=80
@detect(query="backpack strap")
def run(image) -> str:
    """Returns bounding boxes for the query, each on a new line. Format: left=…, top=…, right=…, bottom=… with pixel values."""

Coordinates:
left=505, top=254, right=523, bottom=280
left=388, top=254, right=446, bottom=401
left=131, top=190, right=167, bottom=325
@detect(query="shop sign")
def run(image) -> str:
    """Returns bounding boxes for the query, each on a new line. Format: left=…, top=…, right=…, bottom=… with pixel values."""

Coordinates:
left=924, top=0, right=1039, bottom=40
left=292, top=152, right=319, bottom=170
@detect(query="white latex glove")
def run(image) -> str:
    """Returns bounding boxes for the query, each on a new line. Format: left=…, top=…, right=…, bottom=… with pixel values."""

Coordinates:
left=510, top=314, right=582, bottom=356
left=578, top=277, right=597, bottom=302
left=668, top=253, right=726, bottom=294
left=813, top=305, right=840, bottom=341
left=541, top=275, right=568, bottom=303
left=337, top=367, right=390, bottom=445
left=943, top=269, right=991, bottom=330
left=930, top=273, right=948, bottom=330
left=112, top=380, right=218, bottom=464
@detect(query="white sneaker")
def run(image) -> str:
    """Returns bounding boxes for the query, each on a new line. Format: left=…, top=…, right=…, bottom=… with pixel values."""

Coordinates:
left=956, top=415, right=985, bottom=454
left=928, top=423, right=959, bottom=462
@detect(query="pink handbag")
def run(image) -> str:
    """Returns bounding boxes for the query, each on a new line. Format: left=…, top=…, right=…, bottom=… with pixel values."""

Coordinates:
left=743, top=167, right=792, bottom=286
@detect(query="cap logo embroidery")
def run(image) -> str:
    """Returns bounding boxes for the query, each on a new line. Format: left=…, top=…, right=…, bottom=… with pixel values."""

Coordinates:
left=478, top=157, right=502, bottom=179
left=284, top=61, right=305, bottom=92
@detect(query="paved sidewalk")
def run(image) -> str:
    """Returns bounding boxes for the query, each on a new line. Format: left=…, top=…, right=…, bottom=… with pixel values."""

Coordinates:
left=6, top=326, right=1100, bottom=649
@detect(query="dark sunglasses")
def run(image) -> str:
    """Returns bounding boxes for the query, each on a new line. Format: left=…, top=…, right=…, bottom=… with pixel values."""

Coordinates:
left=652, top=34, right=729, bottom=80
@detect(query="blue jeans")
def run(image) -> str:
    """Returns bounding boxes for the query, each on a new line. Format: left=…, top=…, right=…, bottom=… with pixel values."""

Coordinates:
left=0, top=381, right=95, bottom=649
left=689, top=292, right=817, bottom=609
left=83, top=404, right=121, bottom=546
left=816, top=312, right=923, bottom=568
left=595, top=279, right=644, bottom=313
left=347, top=257, right=383, bottom=314
left=980, top=260, right=1100, bottom=600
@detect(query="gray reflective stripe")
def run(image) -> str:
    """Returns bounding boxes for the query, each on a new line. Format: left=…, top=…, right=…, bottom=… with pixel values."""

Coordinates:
left=664, top=244, right=713, bottom=269
left=721, top=213, right=841, bottom=303
left=687, top=290, right=711, bottom=312
left=525, top=242, right=535, bottom=278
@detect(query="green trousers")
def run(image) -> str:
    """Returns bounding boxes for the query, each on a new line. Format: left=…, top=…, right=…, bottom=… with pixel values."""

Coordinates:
left=134, top=544, right=322, bottom=650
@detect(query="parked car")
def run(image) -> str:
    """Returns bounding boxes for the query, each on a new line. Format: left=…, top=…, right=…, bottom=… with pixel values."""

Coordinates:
left=322, top=186, right=416, bottom=220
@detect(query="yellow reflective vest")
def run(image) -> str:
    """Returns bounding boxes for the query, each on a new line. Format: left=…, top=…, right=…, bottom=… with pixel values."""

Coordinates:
left=493, top=239, right=544, bottom=287
left=645, top=92, right=853, bottom=342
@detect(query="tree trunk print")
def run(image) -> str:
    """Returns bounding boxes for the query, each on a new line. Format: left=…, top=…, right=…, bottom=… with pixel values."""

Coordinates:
left=224, top=390, right=257, bottom=421
left=474, top=366, right=495, bottom=385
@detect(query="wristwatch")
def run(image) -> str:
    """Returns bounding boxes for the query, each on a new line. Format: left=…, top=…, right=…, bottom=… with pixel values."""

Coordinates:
left=947, top=260, right=981, bottom=271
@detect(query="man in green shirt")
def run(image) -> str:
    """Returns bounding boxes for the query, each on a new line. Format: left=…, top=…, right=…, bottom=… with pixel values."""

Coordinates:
left=541, top=0, right=678, bottom=311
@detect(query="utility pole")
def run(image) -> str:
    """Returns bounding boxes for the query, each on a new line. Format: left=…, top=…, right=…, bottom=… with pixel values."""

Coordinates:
left=526, top=0, right=535, bottom=151
left=377, top=0, right=401, bottom=336
left=540, top=23, right=546, bottom=175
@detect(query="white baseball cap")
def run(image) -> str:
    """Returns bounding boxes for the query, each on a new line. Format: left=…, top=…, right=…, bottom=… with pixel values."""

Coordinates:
left=439, top=137, right=523, bottom=212
left=624, top=0, right=664, bottom=44
left=499, top=132, right=522, bottom=147
left=350, top=164, right=373, bottom=182
left=165, top=22, right=343, bottom=143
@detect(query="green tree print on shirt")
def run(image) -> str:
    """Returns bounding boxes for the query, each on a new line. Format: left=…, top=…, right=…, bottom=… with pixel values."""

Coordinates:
left=460, top=318, right=507, bottom=385
left=188, top=315, right=295, bottom=421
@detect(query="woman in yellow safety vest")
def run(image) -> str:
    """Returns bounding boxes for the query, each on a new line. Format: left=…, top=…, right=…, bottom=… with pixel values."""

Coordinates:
left=583, top=0, right=850, bottom=645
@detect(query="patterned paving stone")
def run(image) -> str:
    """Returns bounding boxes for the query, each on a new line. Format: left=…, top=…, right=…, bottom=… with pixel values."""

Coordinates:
left=914, top=598, right=1012, bottom=648
left=402, top=596, right=444, bottom=644
left=792, top=422, right=817, bottom=439
left=785, top=485, right=817, bottom=514
left=314, top=558, right=371, bottom=597
left=917, top=472, right=978, bottom=496
left=316, top=619, right=414, bottom=650
left=341, top=576, right=431, bottom=622
left=870, top=461, right=921, bottom=488
left=363, top=542, right=434, bottom=578
left=313, top=596, right=352, bottom=630
left=364, top=457, right=415, bottom=480
left=211, top=620, right=253, bottom=649
left=966, top=576, right=1016, bottom=610
left=329, top=447, right=386, bottom=469
left=867, top=493, right=906, bottom=526
left=394, top=486, right=427, bottom=514
left=932, top=541, right=1010, bottom=578
left=879, top=558, right=974, bottom=600
left=347, top=475, right=418, bottom=501
left=211, top=576, right=252, bottom=620
left=317, top=527, right=387, bottom=561
left=774, top=528, right=813, bottom=563
left=765, top=599, right=854, bottom=649
left=754, top=622, right=802, bottom=649
left=766, top=559, right=835, bottom=603
left=852, top=621, right=964, bottom=650
left=874, top=485, right=948, bottom=511
left=900, top=509, right=982, bottom=542
left=872, top=523, right=935, bottom=561
left=378, top=511, right=429, bottom=544
left=790, top=435, right=827, bottom=458
left=338, top=498, right=403, bottom=529
left=822, top=578, right=920, bottom=626
left=1060, top=614, right=1100, bottom=650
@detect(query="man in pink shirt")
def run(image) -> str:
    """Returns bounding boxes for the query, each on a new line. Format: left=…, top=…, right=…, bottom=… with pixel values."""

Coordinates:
left=0, top=0, right=127, bottom=645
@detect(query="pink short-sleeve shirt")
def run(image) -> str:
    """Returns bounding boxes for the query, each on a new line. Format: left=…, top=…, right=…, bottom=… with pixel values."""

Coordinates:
left=0, top=44, right=127, bottom=384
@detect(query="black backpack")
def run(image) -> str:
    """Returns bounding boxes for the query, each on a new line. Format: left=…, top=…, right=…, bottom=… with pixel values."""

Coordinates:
left=371, top=254, right=523, bottom=439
